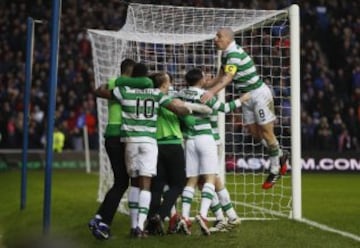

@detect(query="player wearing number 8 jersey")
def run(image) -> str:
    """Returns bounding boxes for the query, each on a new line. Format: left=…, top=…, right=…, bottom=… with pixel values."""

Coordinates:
left=201, top=27, right=289, bottom=190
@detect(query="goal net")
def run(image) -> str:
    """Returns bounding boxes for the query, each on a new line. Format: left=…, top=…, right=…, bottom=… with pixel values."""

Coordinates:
left=88, top=3, right=300, bottom=220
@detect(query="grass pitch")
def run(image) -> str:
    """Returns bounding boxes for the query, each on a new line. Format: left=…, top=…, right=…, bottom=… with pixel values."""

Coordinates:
left=0, top=170, right=359, bottom=248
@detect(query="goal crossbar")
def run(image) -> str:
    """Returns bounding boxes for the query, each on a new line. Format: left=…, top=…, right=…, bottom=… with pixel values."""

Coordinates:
left=89, top=6, right=287, bottom=44
left=123, top=3, right=287, bottom=35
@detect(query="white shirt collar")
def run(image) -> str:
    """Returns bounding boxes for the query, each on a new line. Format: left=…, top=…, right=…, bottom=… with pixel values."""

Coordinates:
left=224, top=41, right=236, bottom=52
left=188, top=86, right=203, bottom=92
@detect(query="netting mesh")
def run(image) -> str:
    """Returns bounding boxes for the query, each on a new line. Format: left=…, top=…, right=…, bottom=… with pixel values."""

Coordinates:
left=89, top=3, right=292, bottom=219
left=123, top=3, right=286, bottom=35
left=223, top=19, right=292, bottom=218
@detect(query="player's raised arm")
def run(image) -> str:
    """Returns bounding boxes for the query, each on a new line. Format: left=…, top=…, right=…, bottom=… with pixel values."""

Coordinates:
left=204, top=69, right=224, bottom=89
left=165, top=98, right=191, bottom=116
left=181, top=67, right=247, bottom=113
left=149, top=72, right=212, bottom=116
left=200, top=71, right=234, bottom=103
left=205, top=92, right=250, bottom=113
left=201, top=27, right=237, bottom=103
left=184, top=102, right=213, bottom=114
left=115, top=76, right=153, bottom=88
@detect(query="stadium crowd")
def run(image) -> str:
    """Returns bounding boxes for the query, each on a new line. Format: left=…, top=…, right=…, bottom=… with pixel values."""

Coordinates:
left=0, top=0, right=359, bottom=152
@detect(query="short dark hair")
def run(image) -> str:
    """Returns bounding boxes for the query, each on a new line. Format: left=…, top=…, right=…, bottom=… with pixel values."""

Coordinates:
left=120, top=58, right=136, bottom=75
left=185, top=68, right=203, bottom=86
left=150, top=72, right=168, bottom=88
left=131, top=62, right=148, bottom=77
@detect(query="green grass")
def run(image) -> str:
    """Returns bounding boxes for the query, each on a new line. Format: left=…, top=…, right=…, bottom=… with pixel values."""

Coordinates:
left=0, top=170, right=359, bottom=248
left=302, top=173, right=360, bottom=235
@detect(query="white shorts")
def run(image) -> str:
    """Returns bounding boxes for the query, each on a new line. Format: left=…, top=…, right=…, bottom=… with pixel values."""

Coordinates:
left=242, top=84, right=276, bottom=125
left=217, top=143, right=223, bottom=168
left=125, top=142, right=158, bottom=177
left=185, top=135, right=218, bottom=177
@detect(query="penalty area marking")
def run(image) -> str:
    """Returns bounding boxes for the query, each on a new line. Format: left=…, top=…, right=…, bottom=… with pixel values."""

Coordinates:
left=301, top=218, right=360, bottom=242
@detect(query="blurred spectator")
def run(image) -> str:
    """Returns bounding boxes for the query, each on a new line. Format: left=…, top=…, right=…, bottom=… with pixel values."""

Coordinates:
left=301, top=112, right=316, bottom=150
left=53, top=125, right=65, bottom=153
left=338, top=125, right=352, bottom=152
left=316, top=117, right=334, bottom=151
left=343, top=107, right=359, bottom=149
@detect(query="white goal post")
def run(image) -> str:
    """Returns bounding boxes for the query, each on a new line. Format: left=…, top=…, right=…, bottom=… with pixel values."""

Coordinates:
left=88, top=3, right=301, bottom=220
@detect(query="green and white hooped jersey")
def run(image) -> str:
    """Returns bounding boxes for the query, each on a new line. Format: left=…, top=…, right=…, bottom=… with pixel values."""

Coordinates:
left=210, top=95, right=237, bottom=144
left=113, top=86, right=172, bottom=144
left=222, top=41, right=263, bottom=93
left=177, top=86, right=241, bottom=138
left=210, top=110, right=220, bottom=144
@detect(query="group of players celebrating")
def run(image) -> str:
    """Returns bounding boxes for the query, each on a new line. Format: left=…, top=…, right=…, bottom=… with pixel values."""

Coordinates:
left=88, top=27, right=289, bottom=240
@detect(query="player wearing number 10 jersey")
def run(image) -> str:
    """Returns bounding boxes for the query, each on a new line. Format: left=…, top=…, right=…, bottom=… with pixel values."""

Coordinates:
left=111, top=63, right=191, bottom=237
left=112, top=63, right=210, bottom=237
left=88, top=59, right=155, bottom=240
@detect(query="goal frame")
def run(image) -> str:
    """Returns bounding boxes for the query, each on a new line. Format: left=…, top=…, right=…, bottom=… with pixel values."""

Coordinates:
left=88, top=3, right=301, bottom=221
left=289, top=4, right=301, bottom=220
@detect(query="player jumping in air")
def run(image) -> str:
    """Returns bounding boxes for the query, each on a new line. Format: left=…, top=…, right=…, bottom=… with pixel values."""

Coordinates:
left=201, top=27, right=289, bottom=190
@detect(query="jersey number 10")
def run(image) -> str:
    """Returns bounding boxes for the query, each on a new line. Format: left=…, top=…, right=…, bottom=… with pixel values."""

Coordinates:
left=135, top=98, right=155, bottom=118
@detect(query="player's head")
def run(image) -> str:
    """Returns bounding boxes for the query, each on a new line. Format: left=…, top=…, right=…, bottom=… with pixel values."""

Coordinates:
left=131, top=62, right=148, bottom=77
left=120, top=58, right=136, bottom=76
left=215, top=27, right=234, bottom=50
left=185, top=68, right=205, bottom=87
left=150, top=72, right=172, bottom=93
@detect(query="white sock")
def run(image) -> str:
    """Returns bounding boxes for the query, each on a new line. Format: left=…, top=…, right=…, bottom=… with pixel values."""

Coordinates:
left=270, top=157, right=280, bottom=174
left=210, top=193, right=225, bottom=221
left=261, top=139, right=268, bottom=148
left=128, top=186, right=140, bottom=229
left=268, top=142, right=281, bottom=174
left=181, top=186, right=195, bottom=220
left=137, top=190, right=151, bottom=231
left=217, top=188, right=238, bottom=220
left=199, top=182, right=215, bottom=219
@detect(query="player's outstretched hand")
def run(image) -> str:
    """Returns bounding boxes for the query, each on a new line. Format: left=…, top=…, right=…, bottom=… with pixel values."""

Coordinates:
left=239, top=92, right=251, bottom=103
left=184, top=102, right=213, bottom=114
left=200, top=91, right=214, bottom=103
